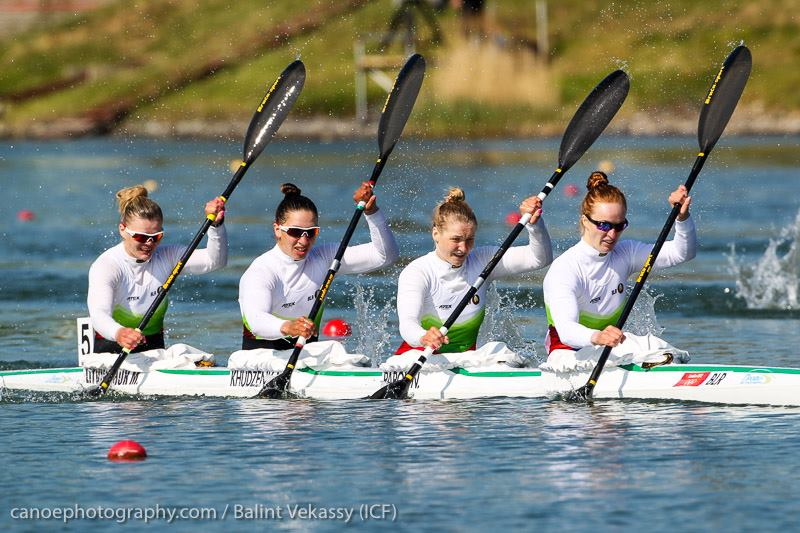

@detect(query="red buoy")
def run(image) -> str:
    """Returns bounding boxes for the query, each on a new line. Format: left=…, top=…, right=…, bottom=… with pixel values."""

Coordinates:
left=504, top=212, right=522, bottom=226
left=322, top=319, right=352, bottom=337
left=564, top=184, right=579, bottom=198
left=107, top=440, right=147, bottom=461
left=16, top=209, right=35, bottom=221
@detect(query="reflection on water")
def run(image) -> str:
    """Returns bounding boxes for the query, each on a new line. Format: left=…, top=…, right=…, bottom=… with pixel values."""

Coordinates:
left=2, top=395, right=800, bottom=530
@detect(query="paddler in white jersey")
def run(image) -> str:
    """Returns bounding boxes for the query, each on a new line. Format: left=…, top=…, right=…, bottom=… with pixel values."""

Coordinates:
left=543, top=171, right=695, bottom=354
left=238, top=182, right=399, bottom=350
left=88, top=185, right=227, bottom=353
left=396, top=187, right=552, bottom=354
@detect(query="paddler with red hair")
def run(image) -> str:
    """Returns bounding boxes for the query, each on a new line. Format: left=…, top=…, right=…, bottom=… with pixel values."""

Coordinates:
left=543, top=171, right=695, bottom=354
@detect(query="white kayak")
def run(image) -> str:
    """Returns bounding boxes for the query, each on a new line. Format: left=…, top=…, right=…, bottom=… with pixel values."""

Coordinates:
left=3, top=362, right=800, bottom=405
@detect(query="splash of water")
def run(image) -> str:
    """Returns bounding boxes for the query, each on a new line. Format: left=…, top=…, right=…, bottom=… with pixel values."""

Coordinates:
left=349, top=282, right=396, bottom=365
left=626, top=286, right=665, bottom=337
left=479, top=283, right=541, bottom=365
left=727, top=210, right=800, bottom=309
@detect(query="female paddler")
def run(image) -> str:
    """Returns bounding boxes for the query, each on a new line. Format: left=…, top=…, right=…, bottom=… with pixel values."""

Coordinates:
left=542, top=171, right=695, bottom=354
left=88, top=185, right=227, bottom=353
left=238, top=182, right=399, bottom=350
left=396, top=187, right=552, bottom=353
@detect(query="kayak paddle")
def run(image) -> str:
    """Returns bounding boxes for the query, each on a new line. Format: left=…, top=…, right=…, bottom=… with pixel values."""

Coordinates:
left=86, top=60, right=306, bottom=397
left=571, top=45, right=752, bottom=402
left=370, top=69, right=631, bottom=400
left=255, top=54, right=426, bottom=399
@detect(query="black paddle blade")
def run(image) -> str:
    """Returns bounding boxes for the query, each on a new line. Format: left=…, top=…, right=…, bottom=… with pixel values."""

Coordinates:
left=377, top=53, right=426, bottom=157
left=243, top=60, right=306, bottom=163
left=563, top=385, right=592, bottom=403
left=255, top=371, right=291, bottom=399
left=369, top=378, right=411, bottom=400
left=558, top=69, right=630, bottom=173
left=85, top=385, right=103, bottom=397
left=698, top=45, right=751, bottom=153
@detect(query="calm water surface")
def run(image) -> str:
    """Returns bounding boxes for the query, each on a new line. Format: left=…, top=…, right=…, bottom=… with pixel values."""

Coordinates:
left=2, top=136, right=800, bottom=531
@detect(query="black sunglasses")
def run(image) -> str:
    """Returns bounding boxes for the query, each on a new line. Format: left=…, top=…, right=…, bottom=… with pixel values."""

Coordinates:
left=584, top=213, right=629, bottom=232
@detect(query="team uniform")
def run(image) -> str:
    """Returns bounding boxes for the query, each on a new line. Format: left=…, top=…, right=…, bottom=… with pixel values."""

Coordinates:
left=87, top=225, right=228, bottom=353
left=396, top=220, right=552, bottom=353
left=239, top=210, right=398, bottom=350
left=543, top=216, right=696, bottom=353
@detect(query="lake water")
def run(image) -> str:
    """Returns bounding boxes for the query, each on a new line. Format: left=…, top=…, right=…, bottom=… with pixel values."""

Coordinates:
left=2, top=136, right=800, bottom=531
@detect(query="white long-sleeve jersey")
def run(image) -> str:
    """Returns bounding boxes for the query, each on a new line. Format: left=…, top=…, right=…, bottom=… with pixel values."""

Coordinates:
left=87, top=224, right=228, bottom=340
left=397, top=220, right=552, bottom=353
left=239, top=210, right=399, bottom=340
left=543, top=216, right=696, bottom=351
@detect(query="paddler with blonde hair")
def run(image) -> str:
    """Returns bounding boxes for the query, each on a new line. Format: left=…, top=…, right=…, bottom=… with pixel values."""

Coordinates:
left=396, top=187, right=552, bottom=353
left=87, top=185, right=227, bottom=353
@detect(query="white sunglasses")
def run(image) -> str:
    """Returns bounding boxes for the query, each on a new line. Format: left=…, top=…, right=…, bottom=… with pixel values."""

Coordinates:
left=277, top=225, right=320, bottom=239
left=123, top=227, right=164, bottom=243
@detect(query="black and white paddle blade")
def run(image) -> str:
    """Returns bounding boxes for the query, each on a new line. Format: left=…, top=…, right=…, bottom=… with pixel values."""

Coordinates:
left=558, top=69, right=630, bottom=173
left=243, top=60, right=306, bottom=163
left=698, top=45, right=751, bottom=153
left=377, top=54, right=426, bottom=157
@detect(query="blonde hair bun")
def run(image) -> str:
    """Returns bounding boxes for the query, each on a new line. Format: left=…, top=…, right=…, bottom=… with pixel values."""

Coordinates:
left=116, top=185, right=149, bottom=216
left=444, top=187, right=466, bottom=203
left=115, top=184, right=162, bottom=223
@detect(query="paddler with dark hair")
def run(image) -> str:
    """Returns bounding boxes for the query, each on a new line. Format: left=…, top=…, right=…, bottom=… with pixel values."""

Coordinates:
left=238, top=182, right=399, bottom=350
left=543, top=171, right=695, bottom=354
left=395, top=187, right=552, bottom=354
left=87, top=185, right=227, bottom=353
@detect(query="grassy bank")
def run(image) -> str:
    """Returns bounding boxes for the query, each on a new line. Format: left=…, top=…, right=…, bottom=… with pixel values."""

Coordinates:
left=0, top=0, right=798, bottom=138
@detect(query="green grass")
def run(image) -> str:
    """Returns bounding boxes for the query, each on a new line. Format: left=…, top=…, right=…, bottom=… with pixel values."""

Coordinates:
left=1, top=0, right=799, bottom=136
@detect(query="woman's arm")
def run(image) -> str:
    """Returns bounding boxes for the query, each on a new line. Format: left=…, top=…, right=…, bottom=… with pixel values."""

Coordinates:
left=87, top=259, right=125, bottom=342
left=340, top=209, right=400, bottom=273
left=183, top=223, right=228, bottom=274
left=396, top=264, right=431, bottom=348
left=493, top=218, right=553, bottom=278
left=238, top=265, right=287, bottom=340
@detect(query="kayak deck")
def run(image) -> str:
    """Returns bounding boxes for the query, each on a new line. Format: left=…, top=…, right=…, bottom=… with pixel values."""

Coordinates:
left=2, top=363, right=799, bottom=405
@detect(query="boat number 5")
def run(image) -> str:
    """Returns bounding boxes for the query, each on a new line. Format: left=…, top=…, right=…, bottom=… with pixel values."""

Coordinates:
left=77, top=317, right=94, bottom=357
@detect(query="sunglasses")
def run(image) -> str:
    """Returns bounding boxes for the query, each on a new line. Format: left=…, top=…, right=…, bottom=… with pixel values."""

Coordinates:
left=278, top=225, right=320, bottom=239
left=123, top=227, right=164, bottom=243
left=584, top=213, right=629, bottom=233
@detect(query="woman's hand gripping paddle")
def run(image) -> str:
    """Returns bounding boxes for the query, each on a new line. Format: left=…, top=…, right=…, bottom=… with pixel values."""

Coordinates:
left=86, top=61, right=306, bottom=397
left=571, top=45, right=752, bottom=402
left=255, top=54, right=426, bottom=399
left=370, top=69, right=631, bottom=400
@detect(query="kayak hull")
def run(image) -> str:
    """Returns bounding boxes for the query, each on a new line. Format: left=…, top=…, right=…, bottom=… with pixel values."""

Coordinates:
left=2, top=363, right=799, bottom=405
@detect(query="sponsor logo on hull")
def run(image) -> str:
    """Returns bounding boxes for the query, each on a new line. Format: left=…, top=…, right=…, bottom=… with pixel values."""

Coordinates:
left=674, top=372, right=710, bottom=387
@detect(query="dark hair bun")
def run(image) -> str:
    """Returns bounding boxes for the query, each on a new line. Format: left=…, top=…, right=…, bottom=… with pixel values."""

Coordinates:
left=280, top=183, right=302, bottom=196
left=587, top=171, right=609, bottom=190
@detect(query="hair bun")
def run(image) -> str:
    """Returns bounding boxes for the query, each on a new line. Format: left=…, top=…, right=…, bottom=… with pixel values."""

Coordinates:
left=444, top=186, right=466, bottom=203
left=586, top=171, right=609, bottom=190
left=280, top=183, right=302, bottom=196
left=115, top=185, right=149, bottom=215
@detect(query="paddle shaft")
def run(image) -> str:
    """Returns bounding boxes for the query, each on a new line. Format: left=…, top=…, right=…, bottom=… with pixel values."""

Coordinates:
left=583, top=153, right=707, bottom=395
